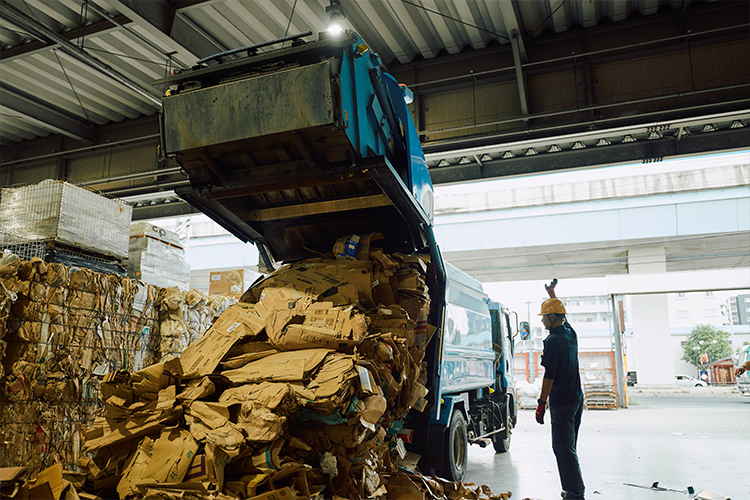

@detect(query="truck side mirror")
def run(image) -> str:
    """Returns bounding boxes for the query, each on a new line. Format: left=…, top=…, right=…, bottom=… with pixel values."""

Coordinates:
left=520, top=321, right=530, bottom=341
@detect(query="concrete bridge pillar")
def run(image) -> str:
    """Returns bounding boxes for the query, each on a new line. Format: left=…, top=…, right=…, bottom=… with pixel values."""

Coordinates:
left=628, top=245, right=675, bottom=386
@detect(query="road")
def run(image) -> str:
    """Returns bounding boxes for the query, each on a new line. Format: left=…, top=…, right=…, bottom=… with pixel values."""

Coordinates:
left=465, top=396, right=750, bottom=500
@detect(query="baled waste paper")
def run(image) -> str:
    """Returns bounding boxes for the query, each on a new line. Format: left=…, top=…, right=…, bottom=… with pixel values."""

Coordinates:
left=0, top=235, right=513, bottom=499
left=0, top=256, right=233, bottom=474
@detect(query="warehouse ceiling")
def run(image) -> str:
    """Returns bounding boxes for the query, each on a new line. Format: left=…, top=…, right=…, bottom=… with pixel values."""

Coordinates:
left=1, top=0, right=749, bottom=217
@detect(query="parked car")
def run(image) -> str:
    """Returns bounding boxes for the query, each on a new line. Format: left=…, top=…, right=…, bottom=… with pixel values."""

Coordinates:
left=675, top=374, right=707, bottom=387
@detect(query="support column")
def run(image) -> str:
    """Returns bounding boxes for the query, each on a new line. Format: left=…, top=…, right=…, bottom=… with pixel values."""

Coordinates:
left=628, top=245, right=675, bottom=386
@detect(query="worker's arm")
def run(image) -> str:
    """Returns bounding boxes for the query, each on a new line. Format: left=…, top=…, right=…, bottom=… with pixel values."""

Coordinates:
left=539, top=377, right=553, bottom=403
left=535, top=377, right=554, bottom=424
left=736, top=360, right=750, bottom=377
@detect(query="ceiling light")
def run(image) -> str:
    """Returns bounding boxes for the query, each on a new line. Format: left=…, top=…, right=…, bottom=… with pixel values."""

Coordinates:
left=622, top=135, right=636, bottom=143
left=525, top=148, right=538, bottom=156
left=730, top=120, right=744, bottom=129
left=571, top=141, right=586, bottom=150
left=459, top=157, right=472, bottom=164
left=648, top=131, right=662, bottom=140
left=437, top=159, right=449, bottom=167
left=547, top=144, right=561, bottom=153
left=595, top=138, right=610, bottom=147
left=480, top=154, right=493, bottom=161
left=702, top=124, right=715, bottom=133
left=502, top=151, right=515, bottom=159
left=326, top=0, right=345, bottom=34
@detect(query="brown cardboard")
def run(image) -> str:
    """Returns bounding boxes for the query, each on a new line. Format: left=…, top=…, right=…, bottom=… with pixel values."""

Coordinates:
left=270, top=303, right=367, bottom=351
left=141, top=427, right=199, bottom=484
left=189, top=400, right=232, bottom=429
left=116, top=436, right=154, bottom=499
left=359, top=395, right=387, bottom=431
left=249, top=440, right=284, bottom=472
left=28, top=463, right=63, bottom=500
left=247, top=486, right=297, bottom=500
left=386, top=475, right=425, bottom=500
left=238, top=404, right=287, bottom=442
left=252, top=265, right=345, bottom=318
left=209, top=269, right=250, bottom=298
left=222, top=348, right=331, bottom=384
left=180, top=303, right=265, bottom=377
left=131, top=358, right=182, bottom=400
left=184, top=454, right=220, bottom=485
left=220, top=341, right=277, bottom=369
left=219, top=381, right=293, bottom=410
left=81, top=404, right=181, bottom=453
left=0, top=466, right=28, bottom=483
left=303, top=259, right=374, bottom=304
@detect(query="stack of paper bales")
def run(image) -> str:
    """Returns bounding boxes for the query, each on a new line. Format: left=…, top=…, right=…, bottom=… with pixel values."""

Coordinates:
left=128, top=223, right=191, bottom=291
left=0, top=257, right=234, bottom=476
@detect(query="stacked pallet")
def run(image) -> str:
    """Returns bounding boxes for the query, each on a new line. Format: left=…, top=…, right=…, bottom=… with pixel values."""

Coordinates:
left=583, top=381, right=617, bottom=409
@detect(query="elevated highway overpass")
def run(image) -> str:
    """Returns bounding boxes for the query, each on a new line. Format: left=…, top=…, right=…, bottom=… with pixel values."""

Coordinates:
left=435, top=151, right=750, bottom=283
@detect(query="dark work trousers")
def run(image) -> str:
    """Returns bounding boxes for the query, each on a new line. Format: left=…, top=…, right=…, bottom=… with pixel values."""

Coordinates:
left=550, top=398, right=585, bottom=499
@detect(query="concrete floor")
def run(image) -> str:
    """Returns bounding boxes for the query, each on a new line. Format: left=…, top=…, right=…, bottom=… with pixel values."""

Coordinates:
left=465, top=396, right=750, bottom=500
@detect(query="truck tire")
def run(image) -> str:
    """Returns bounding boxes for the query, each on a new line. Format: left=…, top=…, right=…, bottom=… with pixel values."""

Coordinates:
left=492, top=396, right=512, bottom=453
left=444, top=410, right=468, bottom=482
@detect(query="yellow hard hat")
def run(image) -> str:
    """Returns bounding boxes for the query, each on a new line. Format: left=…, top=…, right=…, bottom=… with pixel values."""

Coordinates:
left=539, top=298, right=566, bottom=315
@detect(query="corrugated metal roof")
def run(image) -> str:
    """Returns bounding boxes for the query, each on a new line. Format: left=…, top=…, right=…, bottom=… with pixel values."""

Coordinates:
left=0, top=0, right=716, bottom=146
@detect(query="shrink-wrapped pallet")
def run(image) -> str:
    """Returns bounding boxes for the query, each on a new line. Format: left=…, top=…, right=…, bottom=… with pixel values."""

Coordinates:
left=0, top=179, right=131, bottom=260
left=127, top=223, right=191, bottom=291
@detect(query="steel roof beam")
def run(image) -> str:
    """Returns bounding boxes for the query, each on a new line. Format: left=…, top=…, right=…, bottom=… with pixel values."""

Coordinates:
left=103, top=0, right=218, bottom=60
left=0, top=0, right=161, bottom=107
left=428, top=127, right=750, bottom=185
left=0, top=83, right=95, bottom=143
left=0, top=14, right=131, bottom=61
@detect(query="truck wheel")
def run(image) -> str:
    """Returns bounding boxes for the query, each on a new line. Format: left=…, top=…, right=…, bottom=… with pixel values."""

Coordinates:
left=444, top=410, right=468, bottom=482
left=492, top=412, right=511, bottom=453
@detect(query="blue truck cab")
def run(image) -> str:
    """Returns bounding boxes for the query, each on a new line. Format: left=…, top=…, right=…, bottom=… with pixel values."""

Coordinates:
left=154, top=30, right=516, bottom=482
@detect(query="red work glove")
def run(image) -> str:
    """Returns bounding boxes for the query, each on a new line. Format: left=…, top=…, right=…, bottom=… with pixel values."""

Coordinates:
left=545, top=278, right=558, bottom=298
left=535, top=399, right=547, bottom=425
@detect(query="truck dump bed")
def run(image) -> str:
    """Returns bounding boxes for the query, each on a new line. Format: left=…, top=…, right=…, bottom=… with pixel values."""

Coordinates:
left=155, top=32, right=433, bottom=264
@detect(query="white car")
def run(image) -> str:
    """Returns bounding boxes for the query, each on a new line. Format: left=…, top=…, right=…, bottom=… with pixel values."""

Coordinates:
left=675, top=374, right=707, bottom=387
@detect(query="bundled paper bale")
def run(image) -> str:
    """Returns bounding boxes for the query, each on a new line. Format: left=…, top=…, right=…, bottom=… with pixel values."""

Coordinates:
left=0, top=257, right=233, bottom=474
left=66, top=233, right=511, bottom=500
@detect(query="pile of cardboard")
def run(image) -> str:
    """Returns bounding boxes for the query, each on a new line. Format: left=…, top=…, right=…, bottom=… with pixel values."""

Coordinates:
left=63, top=234, right=511, bottom=500
left=0, top=256, right=234, bottom=474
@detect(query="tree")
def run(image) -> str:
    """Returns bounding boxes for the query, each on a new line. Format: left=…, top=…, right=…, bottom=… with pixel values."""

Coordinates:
left=681, top=324, right=733, bottom=368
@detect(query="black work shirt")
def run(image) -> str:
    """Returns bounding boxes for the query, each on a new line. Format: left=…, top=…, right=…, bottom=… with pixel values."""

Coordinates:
left=541, top=322, right=583, bottom=408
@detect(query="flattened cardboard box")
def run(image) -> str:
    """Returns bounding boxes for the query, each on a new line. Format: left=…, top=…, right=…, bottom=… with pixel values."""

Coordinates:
left=222, top=348, right=331, bottom=384
left=209, top=269, right=258, bottom=298
left=271, top=303, right=367, bottom=351
left=180, top=303, right=264, bottom=377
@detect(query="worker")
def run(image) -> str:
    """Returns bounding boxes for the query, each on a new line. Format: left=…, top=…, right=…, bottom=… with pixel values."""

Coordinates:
left=736, top=360, right=750, bottom=377
left=535, top=279, right=585, bottom=500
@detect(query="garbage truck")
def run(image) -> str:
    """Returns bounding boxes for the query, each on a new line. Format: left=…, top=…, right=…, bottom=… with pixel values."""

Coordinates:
left=154, top=30, right=517, bottom=481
